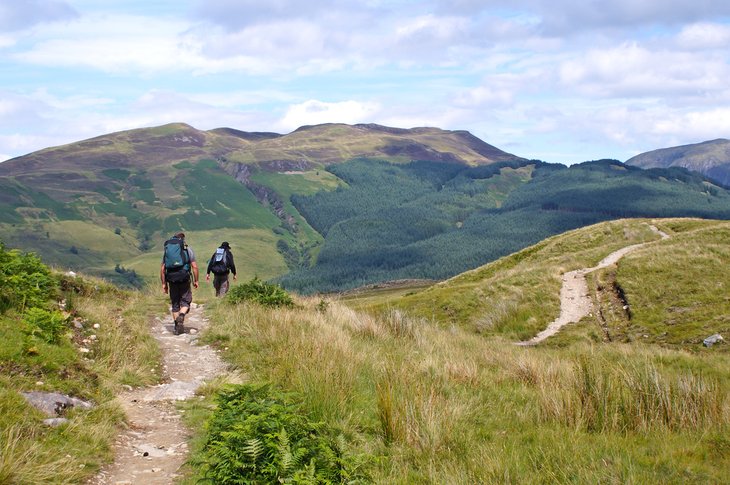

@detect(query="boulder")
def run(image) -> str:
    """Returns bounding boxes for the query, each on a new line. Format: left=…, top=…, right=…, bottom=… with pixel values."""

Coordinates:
left=21, top=391, right=94, bottom=417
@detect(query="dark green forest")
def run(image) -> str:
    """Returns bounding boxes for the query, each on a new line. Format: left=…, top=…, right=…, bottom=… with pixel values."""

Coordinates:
left=282, top=158, right=730, bottom=293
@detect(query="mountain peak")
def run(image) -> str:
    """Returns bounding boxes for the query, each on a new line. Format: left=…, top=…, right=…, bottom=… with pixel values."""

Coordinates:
left=626, top=138, right=730, bottom=186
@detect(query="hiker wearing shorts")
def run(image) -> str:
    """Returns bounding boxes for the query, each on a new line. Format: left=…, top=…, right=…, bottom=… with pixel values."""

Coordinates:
left=206, top=241, right=237, bottom=297
left=160, top=232, right=199, bottom=334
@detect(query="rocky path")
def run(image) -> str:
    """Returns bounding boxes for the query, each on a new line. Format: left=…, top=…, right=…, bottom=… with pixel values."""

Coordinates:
left=90, top=304, right=227, bottom=484
left=517, top=225, right=669, bottom=346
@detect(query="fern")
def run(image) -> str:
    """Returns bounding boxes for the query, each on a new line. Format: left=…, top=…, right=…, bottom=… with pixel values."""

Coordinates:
left=198, top=383, right=369, bottom=483
left=276, top=428, right=293, bottom=476
left=243, top=438, right=263, bottom=469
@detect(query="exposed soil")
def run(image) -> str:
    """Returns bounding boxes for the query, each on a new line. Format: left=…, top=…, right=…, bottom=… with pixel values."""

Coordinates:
left=516, top=225, right=669, bottom=346
left=89, top=304, right=227, bottom=484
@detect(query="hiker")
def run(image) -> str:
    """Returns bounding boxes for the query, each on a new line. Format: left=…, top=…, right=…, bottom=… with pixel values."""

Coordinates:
left=206, top=241, right=237, bottom=297
left=160, top=232, right=199, bottom=334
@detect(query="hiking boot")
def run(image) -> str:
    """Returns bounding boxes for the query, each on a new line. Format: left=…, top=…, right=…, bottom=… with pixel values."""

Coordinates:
left=174, top=313, right=185, bottom=334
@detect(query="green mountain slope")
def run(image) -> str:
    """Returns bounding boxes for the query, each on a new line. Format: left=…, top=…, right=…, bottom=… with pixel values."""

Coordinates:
left=626, top=138, right=730, bottom=186
left=0, top=122, right=519, bottom=285
left=347, top=217, right=730, bottom=352
left=282, top=159, right=730, bottom=293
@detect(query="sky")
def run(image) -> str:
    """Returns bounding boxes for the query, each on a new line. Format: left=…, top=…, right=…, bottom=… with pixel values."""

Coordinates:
left=1, top=0, right=729, bottom=164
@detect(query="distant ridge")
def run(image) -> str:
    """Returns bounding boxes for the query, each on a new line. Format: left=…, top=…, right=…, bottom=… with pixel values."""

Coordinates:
left=626, top=138, right=730, bottom=186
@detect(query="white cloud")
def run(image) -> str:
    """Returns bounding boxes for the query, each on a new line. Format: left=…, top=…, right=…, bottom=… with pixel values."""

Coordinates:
left=278, top=100, right=381, bottom=131
left=13, top=14, right=220, bottom=74
left=676, top=22, right=730, bottom=50
left=558, top=42, right=730, bottom=98
left=0, top=34, right=14, bottom=47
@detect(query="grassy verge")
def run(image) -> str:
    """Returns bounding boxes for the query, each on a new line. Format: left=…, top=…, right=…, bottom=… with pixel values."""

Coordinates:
left=0, top=245, right=164, bottom=484
left=185, top=294, right=729, bottom=483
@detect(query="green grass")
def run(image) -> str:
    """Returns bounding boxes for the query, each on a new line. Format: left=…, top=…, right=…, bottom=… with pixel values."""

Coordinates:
left=607, top=220, right=730, bottom=349
left=0, top=262, right=164, bottom=482
left=192, top=288, right=730, bottom=483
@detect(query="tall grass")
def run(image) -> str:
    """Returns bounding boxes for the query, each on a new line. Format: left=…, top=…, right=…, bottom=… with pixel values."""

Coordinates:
left=73, top=285, right=162, bottom=387
left=538, top=356, right=727, bottom=433
left=0, top=425, right=87, bottom=484
left=198, top=295, right=730, bottom=483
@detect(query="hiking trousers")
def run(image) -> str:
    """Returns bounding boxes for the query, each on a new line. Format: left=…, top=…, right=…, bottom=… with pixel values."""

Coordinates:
left=213, top=274, right=230, bottom=297
left=169, top=280, right=192, bottom=312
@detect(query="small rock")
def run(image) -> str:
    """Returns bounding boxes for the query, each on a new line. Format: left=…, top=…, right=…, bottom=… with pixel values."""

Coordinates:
left=73, top=319, right=84, bottom=329
left=93, top=323, right=101, bottom=329
left=36, top=381, right=43, bottom=386
left=79, top=347, right=90, bottom=353
left=151, top=467, right=162, bottom=473
left=90, top=335, right=97, bottom=340
left=43, top=418, right=69, bottom=427
left=189, top=328, right=198, bottom=335
left=136, top=444, right=167, bottom=458
left=66, top=271, right=77, bottom=277
left=703, top=334, right=725, bottom=347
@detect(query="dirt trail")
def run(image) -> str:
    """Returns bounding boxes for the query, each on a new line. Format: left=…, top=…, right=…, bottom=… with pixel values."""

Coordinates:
left=90, top=303, right=227, bottom=484
left=516, top=225, right=669, bottom=346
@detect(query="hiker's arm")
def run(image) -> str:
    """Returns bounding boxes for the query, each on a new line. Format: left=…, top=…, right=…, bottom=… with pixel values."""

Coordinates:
left=191, top=261, right=199, bottom=289
left=160, top=263, right=167, bottom=293
left=229, top=252, right=237, bottom=280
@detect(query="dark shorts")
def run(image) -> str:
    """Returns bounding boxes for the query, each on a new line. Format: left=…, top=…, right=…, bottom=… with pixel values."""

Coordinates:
left=169, top=280, right=192, bottom=312
left=213, top=273, right=230, bottom=297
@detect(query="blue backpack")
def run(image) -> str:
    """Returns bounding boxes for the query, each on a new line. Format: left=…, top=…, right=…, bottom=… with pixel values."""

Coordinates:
left=164, top=237, right=190, bottom=283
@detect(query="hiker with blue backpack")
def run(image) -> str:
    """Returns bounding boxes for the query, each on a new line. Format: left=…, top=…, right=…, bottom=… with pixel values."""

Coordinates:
left=206, top=241, right=237, bottom=297
left=160, top=232, right=199, bottom=335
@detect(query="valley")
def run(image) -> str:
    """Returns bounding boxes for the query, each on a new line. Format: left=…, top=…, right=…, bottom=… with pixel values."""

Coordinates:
left=2, top=122, right=730, bottom=295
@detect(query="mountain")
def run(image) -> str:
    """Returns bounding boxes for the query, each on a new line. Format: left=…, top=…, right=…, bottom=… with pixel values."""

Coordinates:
left=625, top=138, right=730, bottom=186
left=4, top=121, right=730, bottom=293
left=0, top=122, right=521, bottom=286
left=281, top=158, right=730, bottom=293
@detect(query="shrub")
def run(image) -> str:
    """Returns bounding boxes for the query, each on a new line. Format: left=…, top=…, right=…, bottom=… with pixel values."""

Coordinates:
left=22, top=307, right=67, bottom=344
left=0, top=242, right=57, bottom=313
left=227, top=277, right=294, bottom=308
left=197, top=384, right=366, bottom=484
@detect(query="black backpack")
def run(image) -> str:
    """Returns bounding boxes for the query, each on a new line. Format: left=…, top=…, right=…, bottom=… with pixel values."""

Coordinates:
left=163, top=237, right=190, bottom=283
left=209, top=247, right=228, bottom=275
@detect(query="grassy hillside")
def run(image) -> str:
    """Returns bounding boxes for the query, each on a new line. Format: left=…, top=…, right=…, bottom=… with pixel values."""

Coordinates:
left=184, top=222, right=730, bottom=481
left=626, top=138, right=730, bottom=186
left=0, top=243, right=164, bottom=483
left=282, top=159, right=730, bottom=293
left=0, top=122, right=520, bottom=287
left=346, top=218, right=730, bottom=351
left=221, top=123, right=524, bottom=166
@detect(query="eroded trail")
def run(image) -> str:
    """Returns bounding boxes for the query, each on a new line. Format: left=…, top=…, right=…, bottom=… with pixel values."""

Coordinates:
left=90, top=304, right=227, bottom=484
left=516, top=225, right=669, bottom=346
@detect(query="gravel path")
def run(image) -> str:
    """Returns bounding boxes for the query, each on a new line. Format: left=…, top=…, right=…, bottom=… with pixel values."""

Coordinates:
left=89, top=303, right=227, bottom=484
left=516, top=225, right=669, bottom=346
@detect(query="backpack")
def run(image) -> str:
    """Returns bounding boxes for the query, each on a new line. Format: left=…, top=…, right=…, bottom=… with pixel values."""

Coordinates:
left=163, top=237, right=190, bottom=283
left=209, top=248, right=228, bottom=275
